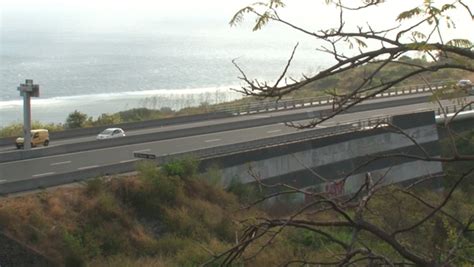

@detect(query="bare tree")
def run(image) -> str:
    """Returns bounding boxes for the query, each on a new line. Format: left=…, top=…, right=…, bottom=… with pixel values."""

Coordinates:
left=205, top=1, right=474, bottom=266
left=230, top=0, right=473, bottom=127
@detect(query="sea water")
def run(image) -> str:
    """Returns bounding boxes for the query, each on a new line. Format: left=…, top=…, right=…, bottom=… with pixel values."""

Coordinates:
left=1, top=23, right=328, bottom=126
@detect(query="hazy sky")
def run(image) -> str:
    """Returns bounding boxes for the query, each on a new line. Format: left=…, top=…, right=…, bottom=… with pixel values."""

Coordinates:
left=1, top=1, right=472, bottom=44
left=0, top=0, right=474, bottom=35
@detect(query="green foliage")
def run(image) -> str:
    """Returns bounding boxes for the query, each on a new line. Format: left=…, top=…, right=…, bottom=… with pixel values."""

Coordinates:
left=397, top=7, right=422, bottom=21
left=0, top=121, right=64, bottom=138
left=129, top=161, right=184, bottom=218
left=229, top=0, right=285, bottom=30
left=1, top=106, right=186, bottom=137
left=93, top=113, right=122, bottom=126
left=162, top=157, right=199, bottom=180
left=287, top=227, right=351, bottom=251
left=297, top=55, right=471, bottom=97
left=117, top=108, right=163, bottom=122
left=85, top=178, right=107, bottom=196
left=91, top=192, right=124, bottom=222
left=88, top=255, right=170, bottom=267
left=62, top=231, right=91, bottom=267
left=58, top=191, right=137, bottom=263
left=441, top=129, right=474, bottom=190
left=202, top=164, right=223, bottom=187
left=227, top=177, right=263, bottom=204
left=0, top=207, right=19, bottom=228
left=65, top=110, right=90, bottom=129
left=446, top=39, right=473, bottom=48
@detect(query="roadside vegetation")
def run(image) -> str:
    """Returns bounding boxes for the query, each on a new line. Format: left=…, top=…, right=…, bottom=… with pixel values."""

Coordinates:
left=0, top=159, right=245, bottom=266
left=0, top=130, right=473, bottom=266
left=294, top=55, right=473, bottom=98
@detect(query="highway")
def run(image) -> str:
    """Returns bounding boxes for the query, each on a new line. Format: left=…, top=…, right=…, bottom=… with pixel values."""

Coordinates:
left=0, top=91, right=450, bottom=152
left=1, top=94, right=471, bottom=184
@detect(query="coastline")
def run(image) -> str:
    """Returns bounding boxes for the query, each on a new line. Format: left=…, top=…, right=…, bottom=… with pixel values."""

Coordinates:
left=0, top=87, right=244, bottom=127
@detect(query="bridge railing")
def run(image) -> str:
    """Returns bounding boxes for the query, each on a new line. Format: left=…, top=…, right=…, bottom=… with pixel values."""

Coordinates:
left=0, top=80, right=456, bottom=146
left=158, top=114, right=398, bottom=162
left=3, top=103, right=472, bottom=194
left=171, top=101, right=473, bottom=160
left=213, top=80, right=453, bottom=115
left=436, top=102, right=474, bottom=115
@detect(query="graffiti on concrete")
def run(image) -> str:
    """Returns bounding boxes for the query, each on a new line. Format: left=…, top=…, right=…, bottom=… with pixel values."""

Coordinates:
left=325, top=179, right=346, bottom=197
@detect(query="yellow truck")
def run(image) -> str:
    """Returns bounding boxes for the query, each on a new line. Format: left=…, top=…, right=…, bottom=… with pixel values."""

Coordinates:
left=15, top=129, right=50, bottom=149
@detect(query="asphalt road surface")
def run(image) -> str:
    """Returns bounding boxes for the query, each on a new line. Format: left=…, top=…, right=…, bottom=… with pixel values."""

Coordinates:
left=1, top=94, right=470, bottom=183
left=0, top=91, right=452, bottom=152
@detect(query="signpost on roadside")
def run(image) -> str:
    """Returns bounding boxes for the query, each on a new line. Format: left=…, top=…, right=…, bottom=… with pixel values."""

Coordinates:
left=133, top=152, right=157, bottom=159
left=17, top=79, right=40, bottom=150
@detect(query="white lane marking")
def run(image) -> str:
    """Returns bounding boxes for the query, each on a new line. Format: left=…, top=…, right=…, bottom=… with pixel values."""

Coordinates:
left=77, top=165, right=99, bottom=170
left=253, top=115, right=270, bottom=118
left=120, top=159, right=139, bottom=163
left=267, top=129, right=282, bottom=134
left=50, top=160, right=71, bottom=166
left=0, top=179, right=7, bottom=183
left=32, top=172, right=55, bottom=177
left=204, top=139, right=221, bottom=143
left=133, top=149, right=150, bottom=153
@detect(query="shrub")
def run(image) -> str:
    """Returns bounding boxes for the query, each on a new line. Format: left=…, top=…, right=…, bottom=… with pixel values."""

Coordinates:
left=85, top=178, right=107, bottom=196
left=93, top=113, right=122, bottom=126
left=62, top=231, right=88, bottom=267
left=226, top=178, right=263, bottom=204
left=89, top=255, right=170, bottom=267
left=117, top=108, right=166, bottom=122
left=65, top=110, right=90, bottom=129
left=154, top=234, right=192, bottom=256
left=185, top=179, right=237, bottom=209
left=131, top=162, right=184, bottom=218
left=0, top=207, right=19, bottom=229
left=64, top=254, right=86, bottom=267
left=163, top=206, right=207, bottom=239
left=93, top=192, right=123, bottom=221
left=0, top=121, right=64, bottom=138
left=162, top=157, right=199, bottom=180
left=202, top=164, right=223, bottom=187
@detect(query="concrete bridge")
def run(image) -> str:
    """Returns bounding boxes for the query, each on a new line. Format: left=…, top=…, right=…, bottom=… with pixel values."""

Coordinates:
left=199, top=111, right=446, bottom=199
left=0, top=95, right=472, bottom=194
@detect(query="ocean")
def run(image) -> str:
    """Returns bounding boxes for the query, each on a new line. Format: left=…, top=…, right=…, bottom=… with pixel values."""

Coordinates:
left=0, top=23, right=328, bottom=126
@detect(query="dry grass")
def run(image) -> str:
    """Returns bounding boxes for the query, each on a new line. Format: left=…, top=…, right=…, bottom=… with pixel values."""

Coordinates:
left=0, top=160, right=252, bottom=266
left=0, top=159, right=345, bottom=266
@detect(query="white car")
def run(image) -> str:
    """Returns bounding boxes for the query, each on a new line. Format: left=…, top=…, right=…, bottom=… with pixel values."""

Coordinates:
left=96, top=128, right=126, bottom=140
left=457, top=79, right=473, bottom=95
left=457, top=79, right=472, bottom=88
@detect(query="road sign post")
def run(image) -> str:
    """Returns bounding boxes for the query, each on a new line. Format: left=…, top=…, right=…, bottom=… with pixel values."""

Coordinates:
left=133, top=152, right=157, bottom=159
left=17, top=79, right=40, bottom=150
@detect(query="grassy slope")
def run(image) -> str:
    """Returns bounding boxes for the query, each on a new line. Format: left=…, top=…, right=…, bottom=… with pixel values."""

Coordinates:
left=0, top=129, right=473, bottom=266
left=0, top=160, right=329, bottom=266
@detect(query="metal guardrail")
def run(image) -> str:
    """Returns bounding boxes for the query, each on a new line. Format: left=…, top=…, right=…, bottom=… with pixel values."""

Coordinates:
left=155, top=101, right=474, bottom=161
left=150, top=115, right=397, bottom=163
left=0, top=80, right=455, bottom=146
left=213, top=81, right=453, bottom=115
left=2, top=104, right=472, bottom=194
left=0, top=114, right=396, bottom=194
left=436, top=102, right=474, bottom=115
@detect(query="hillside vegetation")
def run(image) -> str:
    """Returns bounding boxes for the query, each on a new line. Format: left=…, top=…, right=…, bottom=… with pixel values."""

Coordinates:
left=0, top=159, right=330, bottom=266
left=0, top=142, right=473, bottom=266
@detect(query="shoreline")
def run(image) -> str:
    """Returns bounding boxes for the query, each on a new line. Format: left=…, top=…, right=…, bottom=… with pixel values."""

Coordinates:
left=0, top=87, right=244, bottom=127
